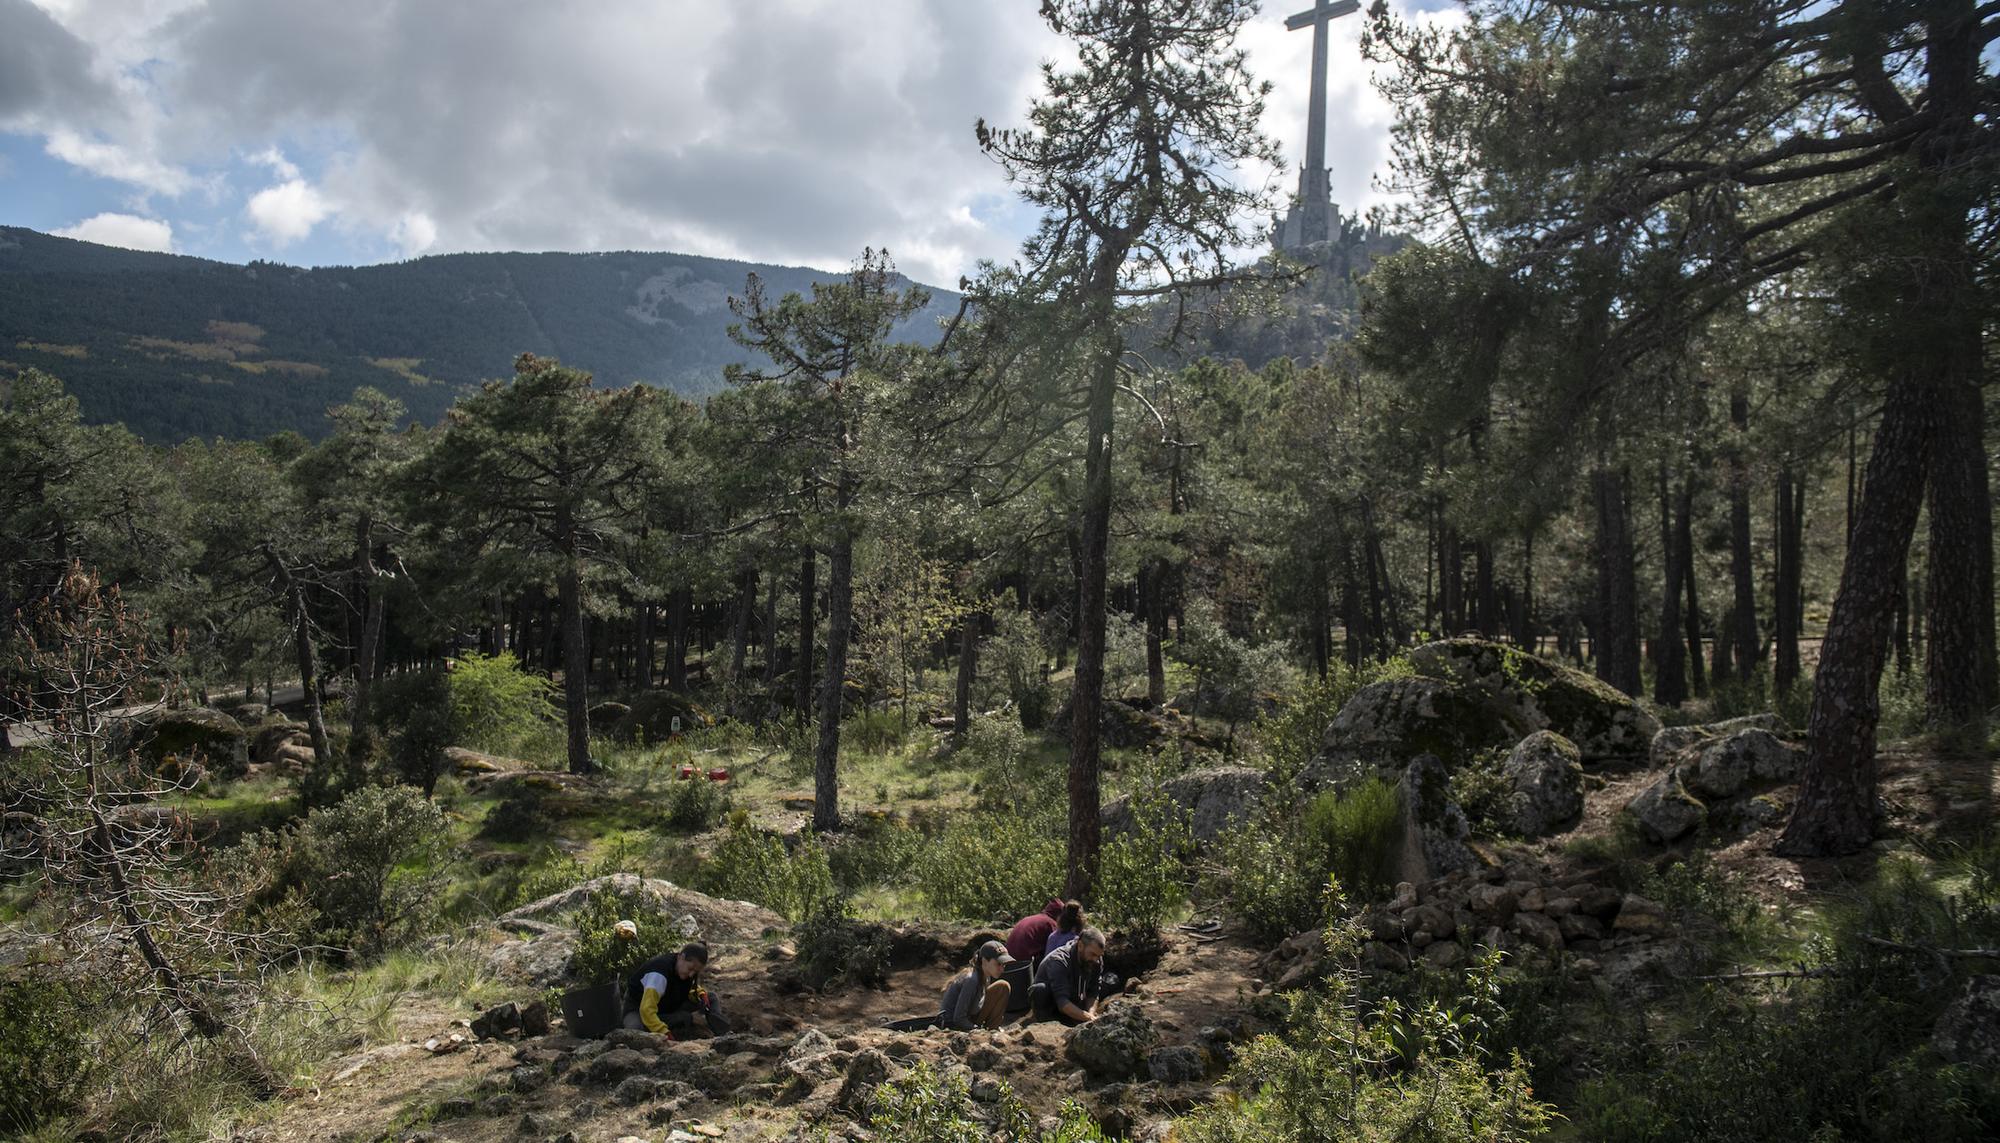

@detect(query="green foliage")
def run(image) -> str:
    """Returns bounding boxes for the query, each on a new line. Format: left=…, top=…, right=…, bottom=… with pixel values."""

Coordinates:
left=1175, top=907, right=1553, bottom=1143
left=988, top=609, right=1055, bottom=730
left=370, top=668, right=455, bottom=791
left=479, top=785, right=555, bottom=842
left=0, top=973, right=90, bottom=1134
left=855, top=1060, right=1112, bottom=1143
left=827, top=817, right=924, bottom=897
left=662, top=775, right=733, bottom=832
left=1449, top=748, right=1515, bottom=837
left=1253, top=664, right=1402, bottom=780
left=844, top=706, right=910, bottom=755
left=915, top=810, right=1066, bottom=921
left=1095, top=773, right=1195, bottom=930
left=570, top=882, right=693, bottom=987
left=791, top=904, right=895, bottom=991
left=700, top=817, right=838, bottom=922
left=445, top=652, right=557, bottom=754
left=227, top=784, right=454, bottom=954
left=1211, top=779, right=1404, bottom=943
left=964, top=712, right=1059, bottom=812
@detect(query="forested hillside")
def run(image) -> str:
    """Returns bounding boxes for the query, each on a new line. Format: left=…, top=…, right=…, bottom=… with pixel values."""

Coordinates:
left=0, top=226, right=956, bottom=441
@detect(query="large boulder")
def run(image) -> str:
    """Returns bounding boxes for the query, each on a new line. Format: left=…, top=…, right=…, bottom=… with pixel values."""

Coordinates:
left=1407, top=639, right=1661, bottom=764
left=1647, top=714, right=1788, bottom=769
left=1626, top=769, right=1705, bottom=843
left=477, top=874, right=785, bottom=986
left=1933, top=976, right=2000, bottom=1069
left=1502, top=731, right=1584, bottom=836
left=133, top=708, right=248, bottom=779
left=1307, top=675, right=1531, bottom=786
left=251, top=720, right=310, bottom=766
left=1066, top=1005, right=1158, bottom=1080
left=607, top=691, right=715, bottom=743
left=1053, top=696, right=1172, bottom=749
left=1101, top=766, right=1266, bottom=846
left=1679, top=729, right=1802, bottom=800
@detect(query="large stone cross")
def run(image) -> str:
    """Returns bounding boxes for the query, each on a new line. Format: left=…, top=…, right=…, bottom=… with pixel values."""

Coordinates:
left=1277, top=0, right=1359, bottom=248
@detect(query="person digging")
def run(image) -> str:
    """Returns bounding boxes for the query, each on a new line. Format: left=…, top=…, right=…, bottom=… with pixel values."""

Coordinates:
left=1028, top=926, right=1106, bottom=1026
left=937, top=940, right=1018, bottom=1031
left=618, top=927, right=731, bottom=1038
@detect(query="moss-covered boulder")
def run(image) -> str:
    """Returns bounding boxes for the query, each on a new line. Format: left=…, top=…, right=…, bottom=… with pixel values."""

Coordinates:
left=605, top=691, right=714, bottom=743
left=133, top=707, right=248, bottom=779
left=1407, top=638, right=1660, bottom=765
left=1305, top=675, right=1531, bottom=788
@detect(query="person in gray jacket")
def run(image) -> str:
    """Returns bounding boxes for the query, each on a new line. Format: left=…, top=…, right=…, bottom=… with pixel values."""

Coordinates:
left=1029, top=927, right=1106, bottom=1026
left=938, top=940, right=1017, bottom=1030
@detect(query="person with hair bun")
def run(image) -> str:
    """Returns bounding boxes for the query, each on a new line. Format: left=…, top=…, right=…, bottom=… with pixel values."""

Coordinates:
left=1044, top=900, right=1085, bottom=957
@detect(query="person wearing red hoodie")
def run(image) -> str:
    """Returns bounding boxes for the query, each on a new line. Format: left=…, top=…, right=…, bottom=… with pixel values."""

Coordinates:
left=1005, top=898, right=1064, bottom=964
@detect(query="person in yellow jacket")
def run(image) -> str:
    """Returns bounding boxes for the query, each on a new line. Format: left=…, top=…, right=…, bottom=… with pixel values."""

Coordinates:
left=620, top=941, right=730, bottom=1038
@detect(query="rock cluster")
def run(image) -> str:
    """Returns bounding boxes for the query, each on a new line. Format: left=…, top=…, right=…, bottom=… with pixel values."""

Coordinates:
left=1406, top=638, right=1662, bottom=764
left=1626, top=726, right=1802, bottom=843
left=1101, top=766, right=1268, bottom=846
left=1266, top=863, right=1673, bottom=984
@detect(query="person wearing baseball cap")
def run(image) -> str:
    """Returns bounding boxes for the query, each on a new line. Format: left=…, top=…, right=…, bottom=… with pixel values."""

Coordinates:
left=938, top=939, right=1016, bottom=1030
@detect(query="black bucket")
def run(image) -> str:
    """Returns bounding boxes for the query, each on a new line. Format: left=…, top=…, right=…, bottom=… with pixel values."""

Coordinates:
left=560, top=981, right=622, bottom=1039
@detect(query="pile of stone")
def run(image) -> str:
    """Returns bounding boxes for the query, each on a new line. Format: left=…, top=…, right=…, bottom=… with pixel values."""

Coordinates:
left=1267, top=862, right=1673, bottom=985
left=1625, top=716, right=1800, bottom=843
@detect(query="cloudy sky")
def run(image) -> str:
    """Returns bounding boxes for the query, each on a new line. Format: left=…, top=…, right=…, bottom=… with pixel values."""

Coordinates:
left=0, top=0, right=1458, bottom=287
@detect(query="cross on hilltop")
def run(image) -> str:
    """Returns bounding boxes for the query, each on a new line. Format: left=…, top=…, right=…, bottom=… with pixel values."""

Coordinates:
left=1273, top=0, right=1360, bottom=251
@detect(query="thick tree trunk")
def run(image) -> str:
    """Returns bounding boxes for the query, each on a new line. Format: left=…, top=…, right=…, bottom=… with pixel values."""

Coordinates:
left=796, top=548, right=817, bottom=728
left=1593, top=466, right=1643, bottom=696
left=1066, top=334, right=1117, bottom=901
left=1655, top=465, right=1688, bottom=707
left=814, top=524, right=854, bottom=834
left=1439, top=523, right=1462, bottom=635
left=1474, top=539, right=1498, bottom=637
left=636, top=603, right=655, bottom=690
left=665, top=589, right=688, bottom=691
left=1925, top=371, right=1998, bottom=720
left=556, top=533, right=593, bottom=775
left=1728, top=387, right=1761, bottom=679
left=1893, top=559, right=1912, bottom=675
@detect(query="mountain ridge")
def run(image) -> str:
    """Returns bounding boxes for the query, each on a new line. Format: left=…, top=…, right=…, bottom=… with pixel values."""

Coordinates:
left=0, top=226, right=956, bottom=442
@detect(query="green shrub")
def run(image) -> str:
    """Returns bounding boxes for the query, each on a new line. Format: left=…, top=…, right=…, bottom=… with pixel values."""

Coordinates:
left=844, top=707, right=910, bottom=755
left=242, top=784, right=454, bottom=954
left=915, top=811, right=1065, bottom=921
left=1209, top=779, right=1402, bottom=943
left=370, top=668, right=455, bottom=791
left=988, top=609, right=1056, bottom=730
left=1253, top=663, right=1401, bottom=779
left=700, top=817, right=838, bottom=922
left=1450, top=747, right=1516, bottom=837
left=1175, top=908, right=1553, bottom=1143
left=1095, top=776, right=1194, bottom=930
left=857, top=1060, right=1112, bottom=1143
left=479, top=785, right=554, bottom=841
left=446, top=652, right=558, bottom=753
left=570, top=882, right=693, bottom=987
left=827, top=817, right=923, bottom=896
left=0, top=972, right=90, bottom=1134
left=662, top=776, right=732, bottom=831
left=791, top=904, right=894, bottom=991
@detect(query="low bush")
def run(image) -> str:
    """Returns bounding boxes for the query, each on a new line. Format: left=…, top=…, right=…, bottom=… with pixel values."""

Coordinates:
left=1174, top=904, right=1553, bottom=1143
left=0, top=972, right=90, bottom=1135
left=844, top=707, right=909, bottom=755
left=827, top=817, right=923, bottom=896
left=1094, top=775, right=1194, bottom=931
left=857, top=1059, right=1113, bottom=1143
left=1209, top=777, right=1402, bottom=943
left=569, top=882, right=693, bottom=987
left=662, top=775, right=732, bottom=832
left=914, top=811, right=1065, bottom=921
left=790, top=905, right=894, bottom=991
left=479, top=785, right=554, bottom=842
left=699, top=816, right=838, bottom=922
left=1449, top=747, right=1515, bottom=837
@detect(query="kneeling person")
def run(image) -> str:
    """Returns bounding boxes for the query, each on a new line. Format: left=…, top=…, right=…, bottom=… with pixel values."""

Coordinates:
left=1030, top=926, right=1105, bottom=1026
left=939, top=940, right=1016, bottom=1030
left=623, top=942, right=731, bottom=1038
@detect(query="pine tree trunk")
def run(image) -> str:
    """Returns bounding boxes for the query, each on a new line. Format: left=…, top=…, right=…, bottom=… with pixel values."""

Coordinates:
left=274, top=557, right=334, bottom=772
left=556, top=522, right=593, bottom=775
left=1924, top=372, right=1998, bottom=720
left=1893, top=559, right=1912, bottom=674
left=814, top=520, right=854, bottom=834
left=665, top=590, right=688, bottom=691
left=1775, top=466, right=1804, bottom=695
left=796, top=548, right=817, bottom=728
left=1729, top=387, right=1761, bottom=679
left=1593, top=466, right=1643, bottom=696
left=636, top=602, right=655, bottom=689
left=1475, top=540, right=1498, bottom=637
left=1678, top=476, right=1707, bottom=697
left=1439, top=524, right=1462, bottom=635
left=1066, top=334, right=1117, bottom=901
left=349, top=514, right=384, bottom=753
left=1143, top=562, right=1168, bottom=708
left=1655, top=465, right=1688, bottom=706
left=953, top=609, right=980, bottom=749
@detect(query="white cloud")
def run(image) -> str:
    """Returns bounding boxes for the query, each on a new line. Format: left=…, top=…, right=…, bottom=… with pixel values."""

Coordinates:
left=249, top=145, right=299, bottom=181
left=389, top=210, right=437, bottom=257
left=51, top=210, right=174, bottom=251
left=44, top=128, right=192, bottom=195
left=246, top=177, right=329, bottom=246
